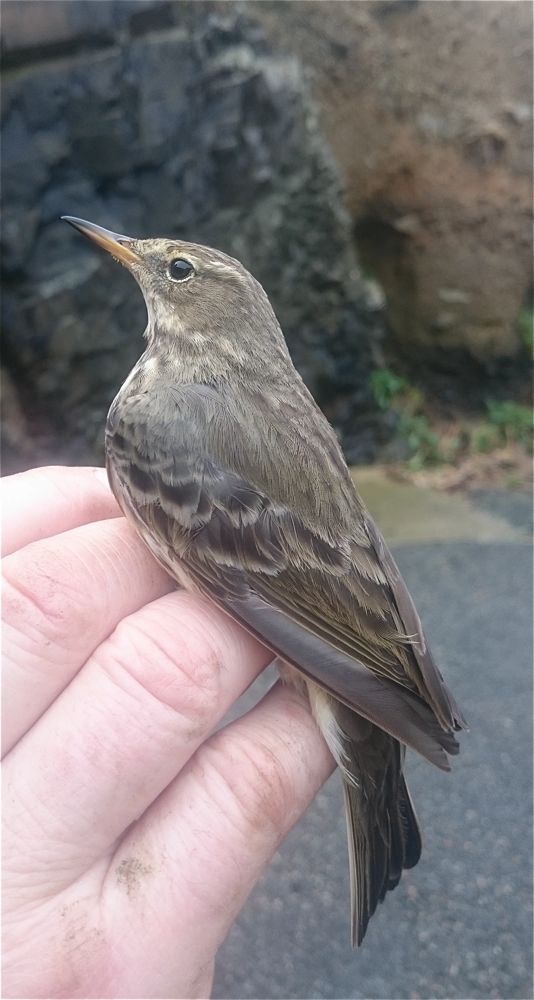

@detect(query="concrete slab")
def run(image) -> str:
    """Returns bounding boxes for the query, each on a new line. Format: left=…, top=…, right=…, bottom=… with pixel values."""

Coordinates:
left=353, top=467, right=527, bottom=543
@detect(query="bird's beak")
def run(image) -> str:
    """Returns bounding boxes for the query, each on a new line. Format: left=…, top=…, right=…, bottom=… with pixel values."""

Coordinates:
left=61, top=216, right=141, bottom=266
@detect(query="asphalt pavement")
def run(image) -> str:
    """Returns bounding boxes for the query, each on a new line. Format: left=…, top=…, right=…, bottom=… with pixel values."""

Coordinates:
left=212, top=482, right=533, bottom=1000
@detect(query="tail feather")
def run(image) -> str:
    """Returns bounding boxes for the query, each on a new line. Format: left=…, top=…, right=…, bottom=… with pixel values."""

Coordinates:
left=339, top=710, right=423, bottom=947
left=399, top=772, right=423, bottom=870
left=306, top=684, right=425, bottom=947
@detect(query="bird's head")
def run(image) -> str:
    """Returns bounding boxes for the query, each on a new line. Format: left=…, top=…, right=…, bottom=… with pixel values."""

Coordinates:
left=62, top=217, right=285, bottom=371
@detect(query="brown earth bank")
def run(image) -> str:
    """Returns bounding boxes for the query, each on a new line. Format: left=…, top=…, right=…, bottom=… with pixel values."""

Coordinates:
left=244, top=0, right=533, bottom=399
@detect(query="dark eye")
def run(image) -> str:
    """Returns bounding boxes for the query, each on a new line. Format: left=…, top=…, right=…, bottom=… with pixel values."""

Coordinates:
left=168, top=258, right=195, bottom=282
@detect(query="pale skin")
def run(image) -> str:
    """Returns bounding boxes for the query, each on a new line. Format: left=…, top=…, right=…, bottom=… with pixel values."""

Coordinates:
left=1, top=466, right=334, bottom=1000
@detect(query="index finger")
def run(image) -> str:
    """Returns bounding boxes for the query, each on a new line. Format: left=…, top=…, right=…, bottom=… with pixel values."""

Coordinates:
left=1, top=466, right=120, bottom=557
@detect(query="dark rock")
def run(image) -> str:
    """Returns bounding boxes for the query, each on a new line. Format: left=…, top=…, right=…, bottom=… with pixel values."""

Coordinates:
left=1, top=2, right=385, bottom=473
left=2, top=110, right=48, bottom=201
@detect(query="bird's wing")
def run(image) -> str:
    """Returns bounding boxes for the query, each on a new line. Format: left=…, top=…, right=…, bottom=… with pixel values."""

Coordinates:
left=107, top=383, right=464, bottom=767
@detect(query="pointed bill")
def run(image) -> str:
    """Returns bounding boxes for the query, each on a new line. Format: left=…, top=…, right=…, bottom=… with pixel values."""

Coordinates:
left=61, top=216, right=140, bottom=266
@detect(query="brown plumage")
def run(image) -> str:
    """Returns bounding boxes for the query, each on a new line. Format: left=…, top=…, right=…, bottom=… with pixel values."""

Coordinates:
left=63, top=217, right=466, bottom=946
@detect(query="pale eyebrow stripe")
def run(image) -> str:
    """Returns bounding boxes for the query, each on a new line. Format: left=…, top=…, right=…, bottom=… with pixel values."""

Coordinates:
left=163, top=245, right=248, bottom=280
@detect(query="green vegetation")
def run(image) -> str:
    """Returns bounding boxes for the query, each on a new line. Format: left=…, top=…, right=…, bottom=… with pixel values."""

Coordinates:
left=370, top=367, right=533, bottom=472
left=397, top=413, right=443, bottom=471
left=370, top=368, right=408, bottom=410
left=518, top=309, right=534, bottom=354
left=469, top=401, right=533, bottom=456
left=485, top=400, right=533, bottom=448
left=370, top=366, right=446, bottom=469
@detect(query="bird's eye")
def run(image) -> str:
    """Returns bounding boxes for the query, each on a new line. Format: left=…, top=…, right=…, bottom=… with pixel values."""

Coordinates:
left=168, top=258, right=195, bottom=282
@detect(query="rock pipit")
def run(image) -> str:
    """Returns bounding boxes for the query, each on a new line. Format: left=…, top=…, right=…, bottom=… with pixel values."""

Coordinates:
left=63, top=216, right=466, bottom=945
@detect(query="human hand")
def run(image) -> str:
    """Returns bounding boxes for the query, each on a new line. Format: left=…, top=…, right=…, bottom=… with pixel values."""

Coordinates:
left=2, top=466, right=333, bottom=999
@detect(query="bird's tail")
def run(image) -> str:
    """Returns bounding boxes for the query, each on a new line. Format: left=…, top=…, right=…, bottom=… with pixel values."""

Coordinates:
left=341, top=720, right=422, bottom=947
left=305, top=682, right=423, bottom=947
left=343, top=758, right=421, bottom=946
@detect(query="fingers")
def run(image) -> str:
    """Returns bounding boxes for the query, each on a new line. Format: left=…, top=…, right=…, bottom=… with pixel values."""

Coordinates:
left=102, top=683, right=334, bottom=997
left=2, top=591, right=272, bottom=897
left=2, top=518, right=173, bottom=755
left=1, top=466, right=120, bottom=557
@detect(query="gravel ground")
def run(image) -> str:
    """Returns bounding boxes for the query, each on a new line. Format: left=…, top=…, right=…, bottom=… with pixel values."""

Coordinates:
left=213, top=521, right=533, bottom=999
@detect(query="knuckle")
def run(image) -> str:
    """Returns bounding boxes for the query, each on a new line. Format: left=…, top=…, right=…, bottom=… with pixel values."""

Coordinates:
left=2, top=544, right=91, bottom=649
left=200, top=726, right=292, bottom=836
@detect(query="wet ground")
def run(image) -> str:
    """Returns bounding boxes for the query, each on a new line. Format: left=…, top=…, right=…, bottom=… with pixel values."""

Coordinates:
left=213, top=479, right=533, bottom=1000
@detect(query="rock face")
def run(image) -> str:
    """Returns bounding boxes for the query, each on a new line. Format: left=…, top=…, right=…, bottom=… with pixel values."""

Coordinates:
left=1, top=1, right=385, bottom=474
left=248, top=0, right=533, bottom=399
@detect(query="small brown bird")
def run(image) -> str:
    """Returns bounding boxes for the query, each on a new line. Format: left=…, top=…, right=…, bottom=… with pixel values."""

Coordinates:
left=63, top=216, right=466, bottom=946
